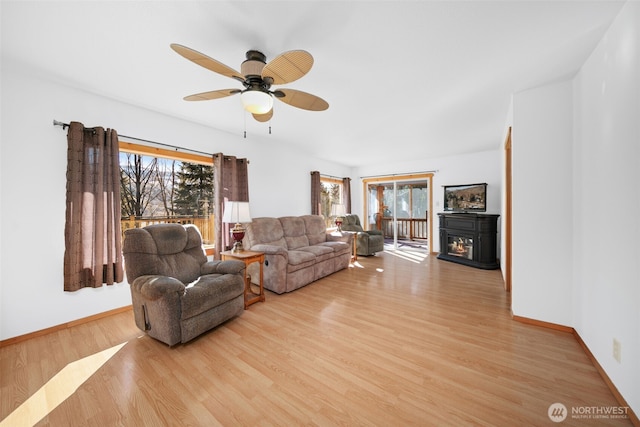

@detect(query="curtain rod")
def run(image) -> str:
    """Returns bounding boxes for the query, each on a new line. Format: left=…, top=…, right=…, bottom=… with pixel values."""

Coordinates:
left=53, top=120, right=213, bottom=157
left=321, top=173, right=346, bottom=180
left=360, top=170, right=438, bottom=179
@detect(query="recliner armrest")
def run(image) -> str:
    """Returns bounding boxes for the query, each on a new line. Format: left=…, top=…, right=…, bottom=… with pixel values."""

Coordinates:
left=201, top=260, right=245, bottom=275
left=131, top=275, right=185, bottom=300
left=365, top=230, right=383, bottom=236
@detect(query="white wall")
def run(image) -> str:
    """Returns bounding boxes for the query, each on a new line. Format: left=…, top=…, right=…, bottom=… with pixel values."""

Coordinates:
left=0, top=59, right=350, bottom=340
left=573, top=0, right=640, bottom=414
left=510, top=1, right=639, bottom=415
left=511, top=79, right=574, bottom=326
left=353, top=149, right=502, bottom=254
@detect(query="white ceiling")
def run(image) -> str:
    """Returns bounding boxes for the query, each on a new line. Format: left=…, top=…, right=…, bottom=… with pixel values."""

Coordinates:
left=1, top=1, right=625, bottom=167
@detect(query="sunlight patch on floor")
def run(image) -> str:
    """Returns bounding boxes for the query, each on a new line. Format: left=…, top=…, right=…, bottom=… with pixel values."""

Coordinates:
left=383, top=249, right=429, bottom=263
left=349, top=261, right=365, bottom=268
left=0, top=342, right=127, bottom=427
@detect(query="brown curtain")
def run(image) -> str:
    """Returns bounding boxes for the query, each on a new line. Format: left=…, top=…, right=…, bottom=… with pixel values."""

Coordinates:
left=64, top=121, right=123, bottom=291
left=310, top=171, right=321, bottom=215
left=342, top=177, right=352, bottom=213
left=213, top=153, right=249, bottom=259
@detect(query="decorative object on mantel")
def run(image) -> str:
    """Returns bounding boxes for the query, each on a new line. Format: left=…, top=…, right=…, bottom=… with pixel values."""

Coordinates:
left=331, top=203, right=346, bottom=231
left=170, top=44, right=329, bottom=124
left=222, top=201, right=252, bottom=253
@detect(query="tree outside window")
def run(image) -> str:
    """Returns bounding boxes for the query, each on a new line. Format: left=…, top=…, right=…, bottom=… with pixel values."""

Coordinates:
left=174, top=163, right=214, bottom=216
left=320, top=177, right=343, bottom=228
left=119, top=150, right=215, bottom=243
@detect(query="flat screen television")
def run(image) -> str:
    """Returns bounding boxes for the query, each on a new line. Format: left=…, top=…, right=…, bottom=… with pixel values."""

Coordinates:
left=443, top=183, right=487, bottom=212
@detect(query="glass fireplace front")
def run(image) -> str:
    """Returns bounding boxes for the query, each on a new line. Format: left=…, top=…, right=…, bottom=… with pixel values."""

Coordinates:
left=447, top=235, right=473, bottom=260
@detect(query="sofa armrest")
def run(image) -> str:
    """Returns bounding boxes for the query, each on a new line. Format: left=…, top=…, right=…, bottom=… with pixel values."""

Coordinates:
left=131, top=275, right=185, bottom=301
left=327, top=231, right=354, bottom=244
left=250, top=244, right=288, bottom=258
left=201, top=260, right=245, bottom=275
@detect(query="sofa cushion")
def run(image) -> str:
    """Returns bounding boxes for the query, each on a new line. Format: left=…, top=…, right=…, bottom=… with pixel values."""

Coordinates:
left=286, top=250, right=316, bottom=272
left=123, top=224, right=204, bottom=285
left=279, top=216, right=310, bottom=250
left=301, top=215, right=328, bottom=246
left=341, top=214, right=364, bottom=232
left=318, top=240, right=350, bottom=255
left=145, top=224, right=188, bottom=254
left=181, top=273, right=244, bottom=319
left=298, top=245, right=334, bottom=263
left=245, top=217, right=287, bottom=248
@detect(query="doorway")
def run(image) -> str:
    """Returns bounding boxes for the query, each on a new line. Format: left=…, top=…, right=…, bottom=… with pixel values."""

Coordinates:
left=363, top=173, right=433, bottom=253
left=504, top=127, right=512, bottom=293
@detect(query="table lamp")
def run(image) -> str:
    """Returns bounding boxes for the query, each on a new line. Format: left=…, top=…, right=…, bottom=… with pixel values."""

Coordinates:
left=331, top=204, right=346, bottom=231
left=222, top=201, right=252, bottom=252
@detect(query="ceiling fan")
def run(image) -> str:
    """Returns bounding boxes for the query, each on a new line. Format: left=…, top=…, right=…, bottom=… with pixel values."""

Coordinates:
left=170, top=44, right=329, bottom=122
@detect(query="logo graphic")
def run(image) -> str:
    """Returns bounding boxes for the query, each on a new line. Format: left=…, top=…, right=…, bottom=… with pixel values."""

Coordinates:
left=548, top=403, right=568, bottom=422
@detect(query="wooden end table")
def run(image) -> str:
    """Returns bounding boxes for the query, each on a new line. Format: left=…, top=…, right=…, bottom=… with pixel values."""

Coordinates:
left=220, top=250, right=265, bottom=309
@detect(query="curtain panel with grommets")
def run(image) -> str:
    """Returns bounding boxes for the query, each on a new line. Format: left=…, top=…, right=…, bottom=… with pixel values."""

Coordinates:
left=64, top=121, right=124, bottom=291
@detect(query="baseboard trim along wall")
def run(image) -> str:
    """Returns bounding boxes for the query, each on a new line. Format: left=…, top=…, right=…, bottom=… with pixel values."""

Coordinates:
left=513, top=315, right=639, bottom=427
left=0, top=305, right=133, bottom=348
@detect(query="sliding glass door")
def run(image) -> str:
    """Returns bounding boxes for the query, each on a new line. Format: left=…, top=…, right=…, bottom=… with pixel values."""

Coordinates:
left=363, top=174, right=432, bottom=252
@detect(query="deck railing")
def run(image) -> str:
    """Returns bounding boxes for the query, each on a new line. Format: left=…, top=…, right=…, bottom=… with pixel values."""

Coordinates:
left=120, top=215, right=425, bottom=246
left=121, top=215, right=215, bottom=244
left=379, top=217, right=428, bottom=240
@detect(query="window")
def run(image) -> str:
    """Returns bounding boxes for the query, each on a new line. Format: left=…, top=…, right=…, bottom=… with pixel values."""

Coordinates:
left=119, top=142, right=215, bottom=244
left=320, top=176, right=343, bottom=228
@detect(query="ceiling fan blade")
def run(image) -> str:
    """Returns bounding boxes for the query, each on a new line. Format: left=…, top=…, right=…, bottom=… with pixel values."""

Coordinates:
left=273, top=89, right=329, bottom=111
left=262, top=50, right=313, bottom=85
left=253, top=109, right=273, bottom=122
left=183, top=89, right=240, bottom=101
left=171, top=44, right=245, bottom=83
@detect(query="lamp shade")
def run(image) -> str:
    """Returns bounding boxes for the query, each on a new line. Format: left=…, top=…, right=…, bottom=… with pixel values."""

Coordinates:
left=240, top=90, right=273, bottom=114
left=331, top=204, right=345, bottom=217
left=222, top=201, right=252, bottom=224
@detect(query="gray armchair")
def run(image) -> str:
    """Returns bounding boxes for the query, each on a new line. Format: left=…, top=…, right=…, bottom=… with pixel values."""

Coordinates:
left=341, top=214, right=385, bottom=256
left=122, top=223, right=245, bottom=346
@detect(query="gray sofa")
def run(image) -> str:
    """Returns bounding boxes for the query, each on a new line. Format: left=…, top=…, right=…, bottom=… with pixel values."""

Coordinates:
left=122, top=223, right=246, bottom=346
left=242, top=215, right=353, bottom=294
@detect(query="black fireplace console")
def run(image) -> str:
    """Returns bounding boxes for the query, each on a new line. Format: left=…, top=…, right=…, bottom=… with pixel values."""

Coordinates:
left=437, top=213, right=500, bottom=269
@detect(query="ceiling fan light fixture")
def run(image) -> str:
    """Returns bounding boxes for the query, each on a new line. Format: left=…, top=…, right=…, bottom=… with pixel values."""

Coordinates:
left=240, top=90, right=273, bottom=114
left=172, top=44, right=328, bottom=120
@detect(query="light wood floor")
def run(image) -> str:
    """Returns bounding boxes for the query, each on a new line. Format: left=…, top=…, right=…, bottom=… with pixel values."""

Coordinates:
left=1, top=251, right=633, bottom=426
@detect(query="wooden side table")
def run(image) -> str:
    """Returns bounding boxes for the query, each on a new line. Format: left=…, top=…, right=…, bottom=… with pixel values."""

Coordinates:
left=346, top=231, right=357, bottom=261
left=220, top=250, right=265, bottom=309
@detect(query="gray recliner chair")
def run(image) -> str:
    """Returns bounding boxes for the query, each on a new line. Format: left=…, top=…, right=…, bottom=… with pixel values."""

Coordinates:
left=341, top=214, right=385, bottom=256
left=122, top=223, right=245, bottom=346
